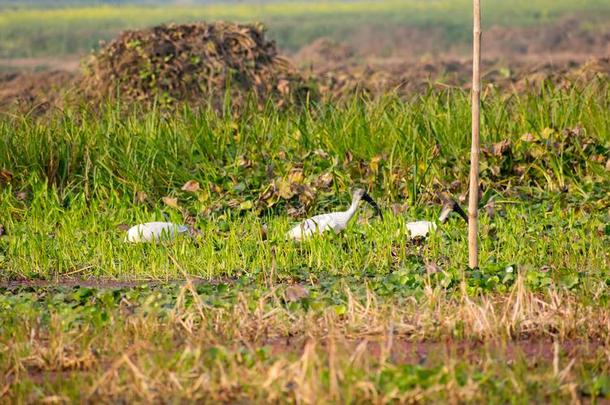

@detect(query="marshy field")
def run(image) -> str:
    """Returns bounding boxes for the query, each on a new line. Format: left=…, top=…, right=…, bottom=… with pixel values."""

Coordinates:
left=0, top=0, right=609, bottom=403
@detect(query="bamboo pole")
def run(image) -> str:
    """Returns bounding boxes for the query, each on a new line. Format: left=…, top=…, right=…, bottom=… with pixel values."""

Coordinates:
left=468, top=0, right=481, bottom=268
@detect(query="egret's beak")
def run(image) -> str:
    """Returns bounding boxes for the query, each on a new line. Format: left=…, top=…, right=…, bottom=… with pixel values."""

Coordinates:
left=362, top=193, right=383, bottom=219
left=451, top=201, right=469, bottom=223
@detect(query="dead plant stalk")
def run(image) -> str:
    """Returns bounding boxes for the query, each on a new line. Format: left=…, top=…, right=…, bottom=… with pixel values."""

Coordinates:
left=469, top=0, right=482, bottom=268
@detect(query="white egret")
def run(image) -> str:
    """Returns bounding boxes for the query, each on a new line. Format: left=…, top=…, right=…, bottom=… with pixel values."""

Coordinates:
left=406, top=200, right=468, bottom=239
left=125, top=221, right=190, bottom=243
left=287, top=188, right=382, bottom=241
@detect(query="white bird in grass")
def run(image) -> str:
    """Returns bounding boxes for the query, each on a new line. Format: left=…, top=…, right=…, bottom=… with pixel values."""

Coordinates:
left=406, top=200, right=468, bottom=238
left=125, top=221, right=190, bottom=243
left=287, top=188, right=383, bottom=241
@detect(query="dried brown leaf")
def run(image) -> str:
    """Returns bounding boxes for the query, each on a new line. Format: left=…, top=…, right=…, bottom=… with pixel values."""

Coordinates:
left=0, top=169, right=12, bottom=184
left=591, top=155, right=605, bottom=163
left=135, top=191, right=147, bottom=204
left=344, top=150, right=353, bottom=164
left=277, top=79, right=290, bottom=95
left=529, top=144, right=546, bottom=159
left=285, top=285, right=309, bottom=302
left=181, top=180, right=200, bottom=193
left=189, top=226, right=204, bottom=239
left=369, top=155, right=382, bottom=174
left=431, top=143, right=441, bottom=157
left=514, top=164, right=526, bottom=176
left=259, top=184, right=276, bottom=201
left=237, top=155, right=252, bottom=168
left=184, top=213, right=196, bottom=226
left=313, top=149, right=329, bottom=159
left=316, top=172, right=333, bottom=189
left=563, top=126, right=584, bottom=138
left=162, top=196, right=180, bottom=209
left=484, top=200, right=496, bottom=219
left=227, top=199, right=241, bottom=209
left=483, top=139, right=511, bottom=157
left=449, top=180, right=462, bottom=193
left=425, top=261, right=442, bottom=274
left=278, top=180, right=294, bottom=200
left=298, top=184, right=316, bottom=206
left=521, top=132, right=536, bottom=142
left=287, top=205, right=305, bottom=218
left=391, top=203, right=408, bottom=215
left=288, top=169, right=303, bottom=184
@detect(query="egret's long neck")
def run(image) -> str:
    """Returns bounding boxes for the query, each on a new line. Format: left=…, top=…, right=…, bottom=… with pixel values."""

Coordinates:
left=345, top=198, right=361, bottom=220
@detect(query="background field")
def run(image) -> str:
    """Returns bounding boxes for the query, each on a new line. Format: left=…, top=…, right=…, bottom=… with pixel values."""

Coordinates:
left=1, top=0, right=610, bottom=59
left=1, top=0, right=609, bottom=403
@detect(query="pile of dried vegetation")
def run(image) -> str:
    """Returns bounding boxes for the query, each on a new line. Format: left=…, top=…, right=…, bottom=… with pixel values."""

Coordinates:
left=81, top=22, right=315, bottom=110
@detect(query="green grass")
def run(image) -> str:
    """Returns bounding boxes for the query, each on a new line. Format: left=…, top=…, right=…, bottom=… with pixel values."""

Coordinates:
left=1, top=84, right=608, bottom=281
left=1, top=0, right=610, bottom=58
left=1, top=82, right=609, bottom=401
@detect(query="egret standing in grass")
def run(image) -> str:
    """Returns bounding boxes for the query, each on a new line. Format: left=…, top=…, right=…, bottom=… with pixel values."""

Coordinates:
left=287, top=188, right=383, bottom=241
left=125, top=221, right=190, bottom=243
left=405, top=199, right=468, bottom=238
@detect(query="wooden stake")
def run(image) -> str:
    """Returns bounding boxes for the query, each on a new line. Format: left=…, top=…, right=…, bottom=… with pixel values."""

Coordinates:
left=469, top=0, right=481, bottom=268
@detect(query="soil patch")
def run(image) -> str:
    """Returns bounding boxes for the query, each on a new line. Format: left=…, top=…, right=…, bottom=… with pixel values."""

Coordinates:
left=312, top=57, right=610, bottom=99
left=267, top=336, right=605, bottom=364
left=292, top=37, right=356, bottom=68
left=1, top=57, right=607, bottom=112
left=482, top=18, right=610, bottom=60
left=0, top=56, right=81, bottom=73
left=291, top=17, right=610, bottom=63
left=0, top=70, right=76, bottom=114
left=0, top=276, right=236, bottom=290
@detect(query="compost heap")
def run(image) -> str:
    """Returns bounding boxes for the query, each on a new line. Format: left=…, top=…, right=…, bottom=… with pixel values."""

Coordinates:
left=81, top=22, right=314, bottom=110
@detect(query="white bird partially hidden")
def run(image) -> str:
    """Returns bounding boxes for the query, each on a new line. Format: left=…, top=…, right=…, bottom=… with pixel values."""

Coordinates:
left=406, top=220, right=439, bottom=238
left=287, top=188, right=383, bottom=241
left=406, top=200, right=468, bottom=239
left=125, top=221, right=189, bottom=243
